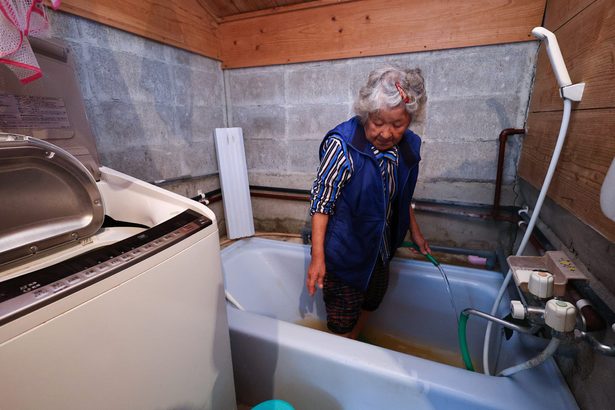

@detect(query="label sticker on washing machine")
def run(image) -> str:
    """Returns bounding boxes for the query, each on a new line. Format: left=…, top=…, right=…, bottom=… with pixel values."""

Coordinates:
left=0, top=94, right=71, bottom=129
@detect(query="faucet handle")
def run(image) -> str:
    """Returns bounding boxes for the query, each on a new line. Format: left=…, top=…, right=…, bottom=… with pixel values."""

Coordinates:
left=529, top=270, right=554, bottom=299
left=510, top=300, right=526, bottom=320
left=545, top=300, right=576, bottom=332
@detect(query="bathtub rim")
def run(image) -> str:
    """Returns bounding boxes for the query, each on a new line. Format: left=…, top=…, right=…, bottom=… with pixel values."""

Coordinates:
left=228, top=306, right=578, bottom=410
left=221, top=237, right=506, bottom=281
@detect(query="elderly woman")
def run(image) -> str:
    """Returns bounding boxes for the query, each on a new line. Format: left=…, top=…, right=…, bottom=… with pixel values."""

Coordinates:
left=306, top=66, right=430, bottom=339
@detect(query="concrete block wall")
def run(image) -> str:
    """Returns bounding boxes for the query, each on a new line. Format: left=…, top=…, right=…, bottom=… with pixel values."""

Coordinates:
left=227, top=42, right=537, bottom=234
left=48, top=11, right=225, bottom=197
left=44, top=11, right=536, bottom=245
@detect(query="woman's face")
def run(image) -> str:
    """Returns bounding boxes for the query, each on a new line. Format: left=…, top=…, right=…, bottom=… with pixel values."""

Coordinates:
left=364, top=105, right=411, bottom=151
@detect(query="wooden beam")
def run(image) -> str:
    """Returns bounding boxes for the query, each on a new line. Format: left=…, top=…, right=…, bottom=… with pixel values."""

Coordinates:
left=218, top=0, right=546, bottom=68
left=519, top=110, right=615, bottom=242
left=220, top=0, right=354, bottom=23
left=195, top=0, right=225, bottom=23
left=58, top=0, right=221, bottom=60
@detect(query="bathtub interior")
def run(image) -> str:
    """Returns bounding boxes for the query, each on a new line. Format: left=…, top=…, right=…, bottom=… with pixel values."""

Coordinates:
left=221, top=238, right=577, bottom=410
left=222, top=238, right=528, bottom=371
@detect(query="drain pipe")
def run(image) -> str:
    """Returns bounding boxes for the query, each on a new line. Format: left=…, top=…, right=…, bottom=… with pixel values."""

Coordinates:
left=481, top=26, right=585, bottom=376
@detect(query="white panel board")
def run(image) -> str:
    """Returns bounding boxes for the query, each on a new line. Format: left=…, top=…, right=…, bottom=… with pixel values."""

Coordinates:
left=214, top=128, right=255, bottom=239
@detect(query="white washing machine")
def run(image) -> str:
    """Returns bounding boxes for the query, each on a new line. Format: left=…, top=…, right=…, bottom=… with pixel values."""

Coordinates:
left=0, top=39, right=236, bottom=409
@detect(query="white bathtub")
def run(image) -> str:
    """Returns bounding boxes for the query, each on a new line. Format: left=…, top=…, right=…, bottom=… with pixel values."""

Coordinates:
left=222, top=238, right=577, bottom=410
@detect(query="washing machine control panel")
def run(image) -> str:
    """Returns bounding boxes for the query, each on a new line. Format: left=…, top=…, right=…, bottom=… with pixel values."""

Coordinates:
left=0, top=209, right=212, bottom=325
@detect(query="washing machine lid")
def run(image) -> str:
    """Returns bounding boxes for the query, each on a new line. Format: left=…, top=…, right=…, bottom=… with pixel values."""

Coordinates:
left=0, top=37, right=101, bottom=180
left=0, top=133, right=104, bottom=266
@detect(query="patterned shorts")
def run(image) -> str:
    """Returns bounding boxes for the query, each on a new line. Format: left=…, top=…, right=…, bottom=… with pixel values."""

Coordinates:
left=323, top=257, right=390, bottom=334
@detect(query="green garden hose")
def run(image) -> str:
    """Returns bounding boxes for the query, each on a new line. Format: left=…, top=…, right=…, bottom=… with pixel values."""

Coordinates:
left=401, top=241, right=439, bottom=266
left=402, top=241, right=475, bottom=371
left=458, top=311, right=475, bottom=371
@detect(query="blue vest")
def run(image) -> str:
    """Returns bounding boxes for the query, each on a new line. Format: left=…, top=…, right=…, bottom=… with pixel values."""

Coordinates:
left=321, top=116, right=421, bottom=290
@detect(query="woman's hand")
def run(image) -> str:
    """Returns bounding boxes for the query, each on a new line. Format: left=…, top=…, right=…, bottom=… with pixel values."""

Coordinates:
left=409, top=206, right=431, bottom=255
left=307, top=212, right=329, bottom=296
left=411, top=231, right=431, bottom=255
left=306, top=254, right=326, bottom=296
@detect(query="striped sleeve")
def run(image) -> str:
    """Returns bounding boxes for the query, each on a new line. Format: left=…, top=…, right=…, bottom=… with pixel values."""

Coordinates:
left=309, top=136, right=353, bottom=215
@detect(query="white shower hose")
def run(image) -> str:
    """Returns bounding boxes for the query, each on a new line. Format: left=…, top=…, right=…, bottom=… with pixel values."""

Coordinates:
left=497, top=337, right=561, bottom=377
left=482, top=98, right=573, bottom=376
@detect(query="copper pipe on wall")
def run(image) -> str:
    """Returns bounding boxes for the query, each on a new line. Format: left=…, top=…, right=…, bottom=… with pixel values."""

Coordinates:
left=201, top=186, right=520, bottom=221
left=251, top=192, right=309, bottom=202
left=250, top=188, right=520, bottom=222
left=206, top=194, right=223, bottom=204
left=493, top=128, right=525, bottom=216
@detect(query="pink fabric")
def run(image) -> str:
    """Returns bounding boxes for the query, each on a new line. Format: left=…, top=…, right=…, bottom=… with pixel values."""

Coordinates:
left=0, top=0, right=61, bottom=84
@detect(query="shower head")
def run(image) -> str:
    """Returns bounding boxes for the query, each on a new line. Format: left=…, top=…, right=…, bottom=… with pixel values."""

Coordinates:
left=532, top=27, right=572, bottom=88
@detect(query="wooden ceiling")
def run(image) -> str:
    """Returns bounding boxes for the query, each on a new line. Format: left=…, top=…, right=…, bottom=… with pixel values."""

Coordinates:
left=201, top=0, right=317, bottom=20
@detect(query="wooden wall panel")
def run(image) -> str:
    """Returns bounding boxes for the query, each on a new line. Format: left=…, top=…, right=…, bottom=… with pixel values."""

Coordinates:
left=218, top=0, right=546, bottom=68
left=543, top=0, right=595, bottom=31
left=58, top=0, right=221, bottom=59
left=520, top=0, right=615, bottom=242
left=519, top=110, right=615, bottom=241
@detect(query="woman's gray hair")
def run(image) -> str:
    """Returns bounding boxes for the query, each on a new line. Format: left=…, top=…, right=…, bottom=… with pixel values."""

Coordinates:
left=353, top=66, right=426, bottom=123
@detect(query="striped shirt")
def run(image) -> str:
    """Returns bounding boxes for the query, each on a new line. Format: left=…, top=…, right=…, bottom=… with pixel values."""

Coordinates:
left=310, top=136, right=399, bottom=261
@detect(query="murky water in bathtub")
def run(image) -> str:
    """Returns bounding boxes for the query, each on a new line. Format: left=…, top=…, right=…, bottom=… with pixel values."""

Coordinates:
left=295, top=318, right=464, bottom=368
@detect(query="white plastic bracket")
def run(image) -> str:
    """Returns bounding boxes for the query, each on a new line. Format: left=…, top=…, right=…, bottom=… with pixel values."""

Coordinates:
left=560, top=83, right=585, bottom=101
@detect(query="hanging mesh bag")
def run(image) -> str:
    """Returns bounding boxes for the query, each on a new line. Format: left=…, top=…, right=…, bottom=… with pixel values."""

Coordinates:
left=0, top=0, right=61, bottom=84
